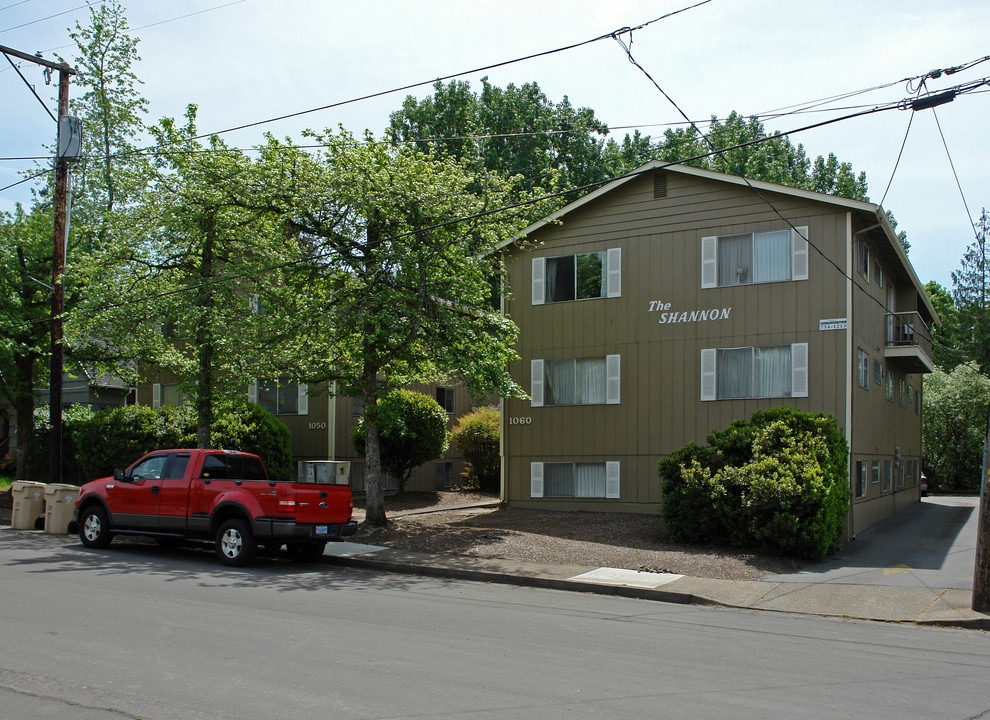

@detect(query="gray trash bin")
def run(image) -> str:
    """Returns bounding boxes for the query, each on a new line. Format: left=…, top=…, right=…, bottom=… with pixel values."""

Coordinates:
left=44, top=483, right=80, bottom=534
left=11, top=481, right=46, bottom=530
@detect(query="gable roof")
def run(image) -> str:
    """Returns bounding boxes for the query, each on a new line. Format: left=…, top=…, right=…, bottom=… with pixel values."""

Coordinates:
left=502, top=161, right=938, bottom=324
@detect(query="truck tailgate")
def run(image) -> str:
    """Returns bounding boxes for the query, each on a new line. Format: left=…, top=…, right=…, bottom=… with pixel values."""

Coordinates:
left=288, top=483, right=353, bottom=525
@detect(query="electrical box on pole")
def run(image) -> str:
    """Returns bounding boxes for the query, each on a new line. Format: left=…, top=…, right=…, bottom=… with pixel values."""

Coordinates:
left=57, top=115, right=83, bottom=160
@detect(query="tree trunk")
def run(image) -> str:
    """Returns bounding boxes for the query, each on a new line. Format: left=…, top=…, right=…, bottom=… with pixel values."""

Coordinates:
left=13, top=354, right=36, bottom=482
left=195, top=215, right=215, bottom=449
left=361, top=369, right=387, bottom=527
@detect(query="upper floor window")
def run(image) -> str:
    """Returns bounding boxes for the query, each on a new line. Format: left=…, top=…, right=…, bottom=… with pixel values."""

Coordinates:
left=857, top=349, right=870, bottom=389
left=532, top=248, right=621, bottom=304
left=701, top=227, right=808, bottom=288
left=249, top=378, right=309, bottom=416
left=857, top=241, right=870, bottom=282
left=530, top=355, right=620, bottom=407
left=152, top=383, right=188, bottom=407
left=700, top=343, right=808, bottom=401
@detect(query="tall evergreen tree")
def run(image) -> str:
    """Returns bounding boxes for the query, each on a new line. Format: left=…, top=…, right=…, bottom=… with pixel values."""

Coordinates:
left=951, top=208, right=990, bottom=373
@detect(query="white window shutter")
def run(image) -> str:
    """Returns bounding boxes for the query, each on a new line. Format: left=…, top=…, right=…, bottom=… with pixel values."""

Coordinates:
left=792, top=226, right=809, bottom=281
left=606, top=354, right=621, bottom=404
left=532, top=257, right=545, bottom=305
left=530, top=462, right=544, bottom=498
left=700, top=348, right=717, bottom=401
left=701, top=236, right=717, bottom=288
left=606, top=247, right=621, bottom=297
left=791, top=343, right=809, bottom=398
left=530, top=359, right=544, bottom=407
left=152, top=383, right=162, bottom=408
left=605, top=461, right=620, bottom=499
left=247, top=382, right=258, bottom=404
left=298, top=383, right=309, bottom=415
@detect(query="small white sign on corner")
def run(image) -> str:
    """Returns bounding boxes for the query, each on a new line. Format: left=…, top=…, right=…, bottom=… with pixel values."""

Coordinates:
left=819, top=318, right=847, bottom=331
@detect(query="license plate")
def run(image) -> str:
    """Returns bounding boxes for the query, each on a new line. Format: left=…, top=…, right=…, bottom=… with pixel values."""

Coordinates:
left=315, top=525, right=329, bottom=536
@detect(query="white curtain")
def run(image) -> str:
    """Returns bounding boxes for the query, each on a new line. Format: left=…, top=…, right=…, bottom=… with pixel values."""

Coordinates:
left=576, top=358, right=606, bottom=404
left=754, top=346, right=791, bottom=397
left=717, top=233, right=752, bottom=286
left=753, top=230, right=791, bottom=283
left=545, top=256, right=558, bottom=302
left=546, top=359, right=575, bottom=405
left=575, top=463, right=606, bottom=497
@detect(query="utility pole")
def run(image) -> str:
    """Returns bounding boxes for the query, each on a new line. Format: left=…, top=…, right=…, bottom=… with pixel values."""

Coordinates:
left=0, top=44, right=77, bottom=484
left=974, top=209, right=990, bottom=612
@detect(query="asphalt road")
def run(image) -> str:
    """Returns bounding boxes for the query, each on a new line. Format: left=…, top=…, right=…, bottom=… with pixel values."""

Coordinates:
left=2, top=529, right=989, bottom=720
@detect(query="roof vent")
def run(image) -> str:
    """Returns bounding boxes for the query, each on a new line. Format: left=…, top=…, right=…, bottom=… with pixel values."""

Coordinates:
left=653, top=171, right=668, bottom=199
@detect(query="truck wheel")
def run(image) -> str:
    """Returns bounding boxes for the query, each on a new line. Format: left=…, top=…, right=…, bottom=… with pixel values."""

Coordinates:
left=79, top=505, right=113, bottom=549
left=216, top=518, right=256, bottom=567
left=287, top=542, right=327, bottom=563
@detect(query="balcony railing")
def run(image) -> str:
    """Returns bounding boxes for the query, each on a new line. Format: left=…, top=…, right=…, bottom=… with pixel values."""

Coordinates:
left=885, top=311, right=934, bottom=373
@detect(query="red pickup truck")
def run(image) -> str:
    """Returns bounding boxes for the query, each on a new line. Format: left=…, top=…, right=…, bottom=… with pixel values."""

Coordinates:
left=72, top=449, right=357, bottom=566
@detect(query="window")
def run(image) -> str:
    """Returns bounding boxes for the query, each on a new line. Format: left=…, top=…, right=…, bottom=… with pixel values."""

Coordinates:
left=855, top=461, right=868, bottom=498
left=874, top=260, right=883, bottom=288
left=882, top=460, right=893, bottom=493
left=531, top=355, right=620, bottom=407
left=152, top=383, right=187, bottom=407
left=885, top=371, right=894, bottom=402
left=857, top=241, right=870, bottom=281
left=249, top=379, right=309, bottom=416
left=530, top=461, right=620, bottom=499
left=436, top=386, right=455, bottom=414
left=857, top=349, right=870, bottom=389
left=873, top=360, right=883, bottom=385
left=915, top=387, right=922, bottom=415
left=871, top=460, right=881, bottom=485
left=200, top=453, right=267, bottom=481
left=701, top=227, right=808, bottom=288
left=532, top=248, right=621, bottom=304
left=899, top=379, right=907, bottom=408
left=700, top=344, right=808, bottom=401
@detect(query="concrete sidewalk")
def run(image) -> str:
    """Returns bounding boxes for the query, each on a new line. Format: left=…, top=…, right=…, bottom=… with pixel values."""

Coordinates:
left=329, top=496, right=990, bottom=630
left=324, top=541, right=988, bottom=629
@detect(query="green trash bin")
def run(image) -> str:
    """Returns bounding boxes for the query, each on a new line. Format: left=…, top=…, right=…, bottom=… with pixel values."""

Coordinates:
left=11, top=481, right=46, bottom=530
left=44, top=483, right=80, bottom=534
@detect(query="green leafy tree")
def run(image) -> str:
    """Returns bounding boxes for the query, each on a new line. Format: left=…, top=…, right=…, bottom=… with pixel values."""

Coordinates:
left=263, top=129, right=535, bottom=526
left=353, top=389, right=449, bottom=493
left=951, top=208, right=990, bottom=374
left=449, top=406, right=501, bottom=492
left=0, top=206, right=54, bottom=481
left=72, top=107, right=307, bottom=447
left=925, top=281, right=967, bottom=369
left=922, top=362, right=990, bottom=493
left=387, top=78, right=651, bottom=204
left=62, top=0, right=150, bottom=245
left=657, top=111, right=869, bottom=201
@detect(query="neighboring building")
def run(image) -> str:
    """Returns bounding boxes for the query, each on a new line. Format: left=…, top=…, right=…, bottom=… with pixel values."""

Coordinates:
left=139, top=376, right=475, bottom=493
left=498, top=162, right=937, bottom=538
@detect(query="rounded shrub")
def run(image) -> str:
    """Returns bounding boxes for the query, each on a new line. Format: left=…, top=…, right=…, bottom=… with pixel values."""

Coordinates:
left=449, top=406, right=500, bottom=492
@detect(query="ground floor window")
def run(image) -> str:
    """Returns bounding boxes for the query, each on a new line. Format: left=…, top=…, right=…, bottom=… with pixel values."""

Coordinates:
left=855, top=460, right=868, bottom=498
left=530, top=461, right=620, bottom=499
left=249, top=379, right=309, bottom=415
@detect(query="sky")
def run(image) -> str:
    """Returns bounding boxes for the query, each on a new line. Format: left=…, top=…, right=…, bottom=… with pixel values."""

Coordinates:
left=1, top=0, right=987, bottom=290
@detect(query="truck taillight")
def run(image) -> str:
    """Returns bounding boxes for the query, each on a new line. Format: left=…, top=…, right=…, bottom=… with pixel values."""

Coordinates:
left=278, top=495, right=297, bottom=513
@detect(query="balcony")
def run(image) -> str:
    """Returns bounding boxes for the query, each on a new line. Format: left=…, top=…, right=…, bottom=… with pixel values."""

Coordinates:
left=885, top=311, right=935, bottom=374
